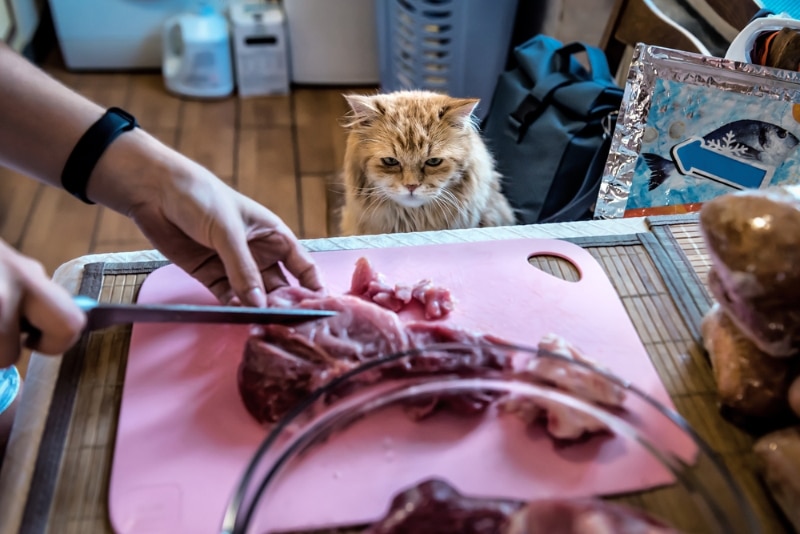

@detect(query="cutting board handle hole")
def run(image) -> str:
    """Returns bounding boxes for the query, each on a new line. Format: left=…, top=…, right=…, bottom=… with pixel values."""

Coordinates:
left=527, top=254, right=581, bottom=282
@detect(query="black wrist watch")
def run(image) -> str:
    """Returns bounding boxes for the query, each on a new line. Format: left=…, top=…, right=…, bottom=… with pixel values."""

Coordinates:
left=61, top=107, right=140, bottom=204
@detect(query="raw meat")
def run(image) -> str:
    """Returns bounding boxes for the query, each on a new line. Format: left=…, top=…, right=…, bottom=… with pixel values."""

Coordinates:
left=239, top=259, right=626, bottom=443
left=348, top=256, right=454, bottom=319
left=530, top=333, right=626, bottom=406
left=239, top=313, right=511, bottom=424
left=700, top=303, right=798, bottom=428
left=753, top=426, right=800, bottom=532
left=364, top=479, right=679, bottom=534
left=499, top=334, right=626, bottom=440
left=707, top=267, right=800, bottom=358
left=700, top=187, right=800, bottom=357
left=505, top=498, right=680, bottom=534
left=240, top=283, right=510, bottom=424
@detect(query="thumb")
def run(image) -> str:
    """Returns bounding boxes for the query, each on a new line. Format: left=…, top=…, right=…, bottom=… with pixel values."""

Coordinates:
left=0, top=290, right=22, bottom=368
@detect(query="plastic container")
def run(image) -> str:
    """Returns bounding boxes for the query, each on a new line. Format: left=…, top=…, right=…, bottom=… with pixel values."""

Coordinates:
left=0, top=365, right=22, bottom=460
left=375, top=0, right=519, bottom=120
left=162, top=4, right=235, bottom=98
left=222, top=342, right=760, bottom=534
left=725, top=13, right=800, bottom=63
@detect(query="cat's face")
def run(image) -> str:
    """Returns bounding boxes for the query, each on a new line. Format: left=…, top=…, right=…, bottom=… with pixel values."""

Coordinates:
left=344, top=91, right=479, bottom=209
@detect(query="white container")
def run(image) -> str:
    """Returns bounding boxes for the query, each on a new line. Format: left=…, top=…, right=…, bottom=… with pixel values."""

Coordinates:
left=163, top=5, right=235, bottom=98
left=230, top=1, right=291, bottom=96
left=283, top=0, right=379, bottom=84
left=725, top=13, right=800, bottom=63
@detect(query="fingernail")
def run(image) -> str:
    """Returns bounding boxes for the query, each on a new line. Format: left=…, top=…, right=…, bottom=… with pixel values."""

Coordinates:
left=245, top=287, right=267, bottom=308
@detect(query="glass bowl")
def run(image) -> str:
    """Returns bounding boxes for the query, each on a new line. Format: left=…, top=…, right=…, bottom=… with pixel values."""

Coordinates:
left=222, top=341, right=759, bottom=534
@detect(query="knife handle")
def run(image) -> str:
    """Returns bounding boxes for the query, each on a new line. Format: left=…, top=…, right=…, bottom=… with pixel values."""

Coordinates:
left=20, top=317, right=42, bottom=350
left=18, top=296, right=98, bottom=349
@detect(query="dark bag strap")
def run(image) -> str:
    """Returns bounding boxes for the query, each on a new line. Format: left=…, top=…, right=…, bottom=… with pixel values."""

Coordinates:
left=514, top=37, right=616, bottom=86
left=508, top=41, right=618, bottom=144
left=538, top=112, right=618, bottom=224
left=551, top=42, right=615, bottom=83
left=508, top=74, right=573, bottom=143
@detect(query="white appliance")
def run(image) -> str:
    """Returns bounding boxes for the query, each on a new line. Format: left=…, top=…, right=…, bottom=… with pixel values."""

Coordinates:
left=48, top=0, right=227, bottom=70
left=162, top=5, right=235, bottom=98
left=230, top=1, right=290, bottom=96
left=283, top=0, right=379, bottom=84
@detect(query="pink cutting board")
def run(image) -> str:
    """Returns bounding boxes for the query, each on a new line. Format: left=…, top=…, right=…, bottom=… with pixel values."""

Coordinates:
left=109, top=238, right=695, bottom=534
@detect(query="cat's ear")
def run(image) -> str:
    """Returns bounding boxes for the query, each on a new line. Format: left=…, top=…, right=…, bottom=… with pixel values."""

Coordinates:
left=440, top=98, right=479, bottom=125
left=344, top=94, right=383, bottom=127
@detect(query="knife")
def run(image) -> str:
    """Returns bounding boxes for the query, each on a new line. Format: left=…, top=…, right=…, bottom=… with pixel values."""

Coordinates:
left=22, top=295, right=337, bottom=343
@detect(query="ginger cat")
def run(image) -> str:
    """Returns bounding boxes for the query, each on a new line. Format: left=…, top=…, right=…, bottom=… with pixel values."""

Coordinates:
left=339, top=90, right=515, bottom=236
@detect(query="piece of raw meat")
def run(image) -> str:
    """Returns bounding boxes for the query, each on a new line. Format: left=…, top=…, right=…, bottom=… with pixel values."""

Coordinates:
left=364, top=479, right=522, bottom=534
left=364, top=479, right=679, bottom=534
left=241, top=283, right=511, bottom=423
left=530, top=333, right=626, bottom=406
left=239, top=292, right=411, bottom=424
left=699, top=187, right=800, bottom=356
left=505, top=497, right=680, bottom=534
left=700, top=303, right=798, bottom=430
left=239, top=260, right=625, bottom=444
left=707, top=267, right=800, bottom=358
left=348, top=256, right=454, bottom=319
left=238, top=307, right=512, bottom=424
left=753, top=426, right=800, bottom=532
left=499, top=334, right=626, bottom=440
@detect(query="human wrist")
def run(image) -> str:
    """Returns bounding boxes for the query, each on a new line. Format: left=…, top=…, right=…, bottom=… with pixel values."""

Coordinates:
left=85, top=127, right=180, bottom=215
left=60, top=108, right=139, bottom=204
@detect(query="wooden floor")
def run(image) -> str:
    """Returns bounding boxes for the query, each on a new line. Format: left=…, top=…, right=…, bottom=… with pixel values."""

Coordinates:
left=0, top=51, right=372, bottom=278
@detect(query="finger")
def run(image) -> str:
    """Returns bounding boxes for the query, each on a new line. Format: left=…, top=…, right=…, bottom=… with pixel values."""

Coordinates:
left=0, top=291, right=23, bottom=368
left=214, top=229, right=267, bottom=308
left=22, top=278, right=86, bottom=355
left=261, top=264, right=289, bottom=293
left=789, top=374, right=800, bottom=418
left=279, top=238, right=324, bottom=291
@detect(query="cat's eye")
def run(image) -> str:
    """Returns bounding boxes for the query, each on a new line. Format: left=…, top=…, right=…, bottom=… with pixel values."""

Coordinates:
left=381, top=157, right=399, bottom=166
left=425, top=158, right=443, bottom=167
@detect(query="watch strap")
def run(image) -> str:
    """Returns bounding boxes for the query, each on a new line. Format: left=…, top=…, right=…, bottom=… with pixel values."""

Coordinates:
left=61, top=107, right=140, bottom=204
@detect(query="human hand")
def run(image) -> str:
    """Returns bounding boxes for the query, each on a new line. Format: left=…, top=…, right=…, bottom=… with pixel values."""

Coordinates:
left=790, top=374, right=800, bottom=418
left=0, top=239, right=86, bottom=367
left=109, top=148, right=322, bottom=307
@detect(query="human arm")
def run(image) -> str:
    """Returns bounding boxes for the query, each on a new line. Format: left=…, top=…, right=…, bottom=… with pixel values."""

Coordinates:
left=0, top=43, right=322, bottom=309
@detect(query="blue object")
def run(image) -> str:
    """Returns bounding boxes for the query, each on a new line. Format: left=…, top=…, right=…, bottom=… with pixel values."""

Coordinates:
left=375, top=0, right=519, bottom=120
left=481, top=35, right=624, bottom=224
left=672, top=139, right=771, bottom=190
left=757, top=0, right=800, bottom=20
left=0, top=366, right=20, bottom=415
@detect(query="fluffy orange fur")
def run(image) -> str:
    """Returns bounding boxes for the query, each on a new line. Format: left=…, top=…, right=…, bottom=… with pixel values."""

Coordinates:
left=339, top=90, right=515, bottom=235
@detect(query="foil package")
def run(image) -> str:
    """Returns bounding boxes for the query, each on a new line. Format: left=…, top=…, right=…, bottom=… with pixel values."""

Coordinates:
left=595, top=44, right=800, bottom=219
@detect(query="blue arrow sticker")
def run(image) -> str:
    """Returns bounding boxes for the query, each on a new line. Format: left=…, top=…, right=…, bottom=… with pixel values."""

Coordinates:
left=670, top=138, right=774, bottom=190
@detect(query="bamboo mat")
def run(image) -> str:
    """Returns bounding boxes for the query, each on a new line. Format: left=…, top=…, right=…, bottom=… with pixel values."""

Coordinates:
left=18, top=232, right=789, bottom=534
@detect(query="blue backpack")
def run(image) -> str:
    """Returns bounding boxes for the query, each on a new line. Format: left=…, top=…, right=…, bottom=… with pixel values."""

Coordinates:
left=482, top=35, right=624, bottom=224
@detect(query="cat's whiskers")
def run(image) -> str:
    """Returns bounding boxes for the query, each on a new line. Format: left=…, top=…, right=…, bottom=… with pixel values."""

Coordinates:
left=358, top=190, right=391, bottom=228
left=434, top=188, right=461, bottom=215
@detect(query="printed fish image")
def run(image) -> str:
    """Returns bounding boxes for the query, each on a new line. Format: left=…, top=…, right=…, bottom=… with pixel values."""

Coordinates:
left=642, top=119, right=799, bottom=191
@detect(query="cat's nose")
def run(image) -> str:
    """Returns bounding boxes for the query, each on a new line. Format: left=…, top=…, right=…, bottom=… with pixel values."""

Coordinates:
left=405, top=184, right=419, bottom=193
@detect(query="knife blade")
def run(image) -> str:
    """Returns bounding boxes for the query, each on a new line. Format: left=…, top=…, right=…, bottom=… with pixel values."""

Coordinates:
left=21, top=295, right=336, bottom=345
left=72, top=296, right=336, bottom=331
